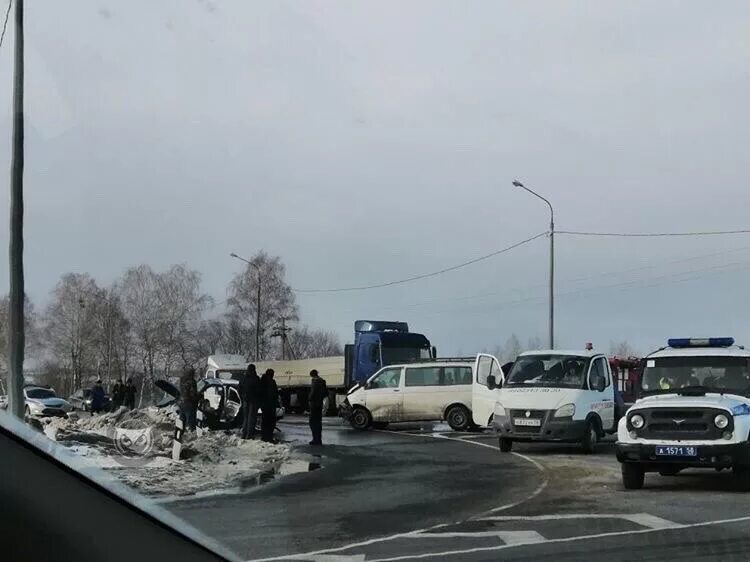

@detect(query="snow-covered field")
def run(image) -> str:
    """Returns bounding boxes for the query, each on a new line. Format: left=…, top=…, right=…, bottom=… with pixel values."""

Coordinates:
left=41, top=407, right=298, bottom=497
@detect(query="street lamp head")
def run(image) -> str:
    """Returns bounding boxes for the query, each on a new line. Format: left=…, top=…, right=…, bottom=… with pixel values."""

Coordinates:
left=512, top=180, right=525, bottom=188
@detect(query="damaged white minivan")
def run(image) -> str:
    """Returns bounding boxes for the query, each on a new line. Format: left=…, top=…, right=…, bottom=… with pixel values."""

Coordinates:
left=341, top=360, right=475, bottom=431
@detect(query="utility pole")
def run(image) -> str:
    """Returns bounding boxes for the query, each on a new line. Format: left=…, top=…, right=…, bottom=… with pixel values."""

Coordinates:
left=255, top=269, right=261, bottom=361
left=271, top=317, right=294, bottom=360
left=7, top=0, right=25, bottom=419
left=512, top=180, right=555, bottom=348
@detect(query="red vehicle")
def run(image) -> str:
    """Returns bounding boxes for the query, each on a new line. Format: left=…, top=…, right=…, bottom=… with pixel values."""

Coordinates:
left=609, top=356, right=642, bottom=405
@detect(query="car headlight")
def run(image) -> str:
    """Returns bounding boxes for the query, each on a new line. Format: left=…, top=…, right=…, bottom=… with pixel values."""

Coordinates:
left=714, top=414, right=729, bottom=429
left=554, top=403, right=575, bottom=418
left=630, top=413, right=645, bottom=429
left=732, top=404, right=750, bottom=416
left=494, top=403, right=506, bottom=417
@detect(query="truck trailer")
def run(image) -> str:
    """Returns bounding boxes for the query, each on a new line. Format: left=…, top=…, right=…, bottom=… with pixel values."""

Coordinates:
left=202, top=320, right=435, bottom=415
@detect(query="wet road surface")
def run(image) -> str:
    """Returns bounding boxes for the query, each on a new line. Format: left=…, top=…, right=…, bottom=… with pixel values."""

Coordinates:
left=163, top=417, right=750, bottom=561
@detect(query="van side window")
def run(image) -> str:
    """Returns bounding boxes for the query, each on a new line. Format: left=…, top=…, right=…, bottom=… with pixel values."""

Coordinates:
left=370, top=367, right=401, bottom=388
left=444, top=366, right=472, bottom=385
left=589, top=358, right=607, bottom=390
left=599, top=357, right=611, bottom=388
left=405, top=367, right=441, bottom=387
left=477, top=355, right=500, bottom=387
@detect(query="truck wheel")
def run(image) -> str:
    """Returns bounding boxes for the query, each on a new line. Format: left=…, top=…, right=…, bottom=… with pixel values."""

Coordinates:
left=622, top=463, right=645, bottom=490
left=733, top=466, right=750, bottom=492
left=581, top=420, right=598, bottom=454
left=350, top=407, right=372, bottom=431
left=499, top=437, right=513, bottom=452
left=446, top=405, right=471, bottom=432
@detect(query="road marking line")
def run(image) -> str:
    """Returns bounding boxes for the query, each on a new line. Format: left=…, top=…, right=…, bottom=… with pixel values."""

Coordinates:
left=247, top=429, right=547, bottom=562
left=365, top=513, right=750, bottom=562
left=408, top=530, right=545, bottom=544
left=481, top=512, right=678, bottom=528
left=620, top=513, right=681, bottom=529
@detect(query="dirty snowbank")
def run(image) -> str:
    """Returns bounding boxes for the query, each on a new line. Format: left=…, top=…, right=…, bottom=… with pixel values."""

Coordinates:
left=42, top=408, right=296, bottom=497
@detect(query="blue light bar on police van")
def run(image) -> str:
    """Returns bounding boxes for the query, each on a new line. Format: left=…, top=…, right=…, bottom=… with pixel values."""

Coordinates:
left=667, top=337, right=735, bottom=348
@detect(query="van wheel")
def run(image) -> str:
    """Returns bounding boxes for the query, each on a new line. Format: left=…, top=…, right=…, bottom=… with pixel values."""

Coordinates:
left=622, top=463, right=645, bottom=490
left=446, top=405, right=471, bottom=431
left=499, top=437, right=513, bottom=452
left=581, top=420, right=598, bottom=454
left=350, top=407, right=372, bottom=431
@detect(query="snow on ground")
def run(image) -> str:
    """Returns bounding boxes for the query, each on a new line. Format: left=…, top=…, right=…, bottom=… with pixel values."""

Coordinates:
left=41, top=408, right=297, bottom=497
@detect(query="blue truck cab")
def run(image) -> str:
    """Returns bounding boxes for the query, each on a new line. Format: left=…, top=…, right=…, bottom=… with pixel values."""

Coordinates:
left=345, top=320, right=435, bottom=387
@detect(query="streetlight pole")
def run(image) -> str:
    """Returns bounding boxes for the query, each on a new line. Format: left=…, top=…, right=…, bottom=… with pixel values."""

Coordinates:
left=7, top=0, right=25, bottom=419
left=512, top=180, right=554, bottom=349
left=230, top=252, right=262, bottom=361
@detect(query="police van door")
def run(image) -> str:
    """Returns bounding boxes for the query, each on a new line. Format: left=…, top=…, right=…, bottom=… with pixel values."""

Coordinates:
left=586, top=355, right=614, bottom=430
left=472, top=354, right=503, bottom=428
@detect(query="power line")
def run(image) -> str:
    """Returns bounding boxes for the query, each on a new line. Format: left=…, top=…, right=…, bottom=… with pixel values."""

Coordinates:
left=354, top=244, right=750, bottom=312
left=0, top=0, right=11, bottom=51
left=293, top=231, right=548, bottom=293
left=558, top=229, right=750, bottom=238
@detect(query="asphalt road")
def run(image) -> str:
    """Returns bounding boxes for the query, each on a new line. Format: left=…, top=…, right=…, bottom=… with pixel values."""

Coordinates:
left=163, top=417, right=750, bottom=561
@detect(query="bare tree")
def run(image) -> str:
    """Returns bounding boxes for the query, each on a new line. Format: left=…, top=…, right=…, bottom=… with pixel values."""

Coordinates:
left=88, top=287, right=130, bottom=385
left=43, top=274, right=104, bottom=392
left=119, top=265, right=162, bottom=398
left=498, top=333, right=523, bottom=363
left=526, top=335, right=543, bottom=350
left=226, top=251, right=298, bottom=360
left=156, top=264, right=212, bottom=373
left=609, top=340, right=638, bottom=357
left=288, top=325, right=342, bottom=359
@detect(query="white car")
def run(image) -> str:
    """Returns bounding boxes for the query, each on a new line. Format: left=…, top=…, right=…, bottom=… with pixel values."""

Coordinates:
left=24, top=386, right=73, bottom=417
left=341, top=360, right=475, bottom=431
left=616, top=337, right=750, bottom=490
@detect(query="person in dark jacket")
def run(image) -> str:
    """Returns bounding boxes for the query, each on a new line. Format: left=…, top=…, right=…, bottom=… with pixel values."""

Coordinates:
left=239, top=364, right=260, bottom=439
left=308, top=369, right=327, bottom=446
left=179, top=366, right=199, bottom=431
left=110, top=379, right=124, bottom=411
left=91, top=380, right=106, bottom=415
left=124, top=378, right=137, bottom=410
left=259, top=369, right=279, bottom=443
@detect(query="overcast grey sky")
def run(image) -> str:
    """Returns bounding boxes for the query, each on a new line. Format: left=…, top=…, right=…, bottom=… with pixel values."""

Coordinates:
left=2, top=0, right=750, bottom=355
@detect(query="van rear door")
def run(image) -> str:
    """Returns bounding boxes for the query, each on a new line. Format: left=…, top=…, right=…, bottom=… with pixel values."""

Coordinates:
left=472, top=354, right=503, bottom=427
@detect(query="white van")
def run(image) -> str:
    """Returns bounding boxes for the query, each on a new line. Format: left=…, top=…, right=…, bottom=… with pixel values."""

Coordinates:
left=471, top=350, right=618, bottom=453
left=341, top=360, right=475, bottom=431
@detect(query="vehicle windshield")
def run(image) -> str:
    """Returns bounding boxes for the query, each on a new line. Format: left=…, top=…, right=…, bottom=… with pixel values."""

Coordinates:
left=505, top=355, right=589, bottom=389
left=641, top=355, right=750, bottom=395
left=25, top=388, right=56, bottom=399
left=381, top=346, right=431, bottom=364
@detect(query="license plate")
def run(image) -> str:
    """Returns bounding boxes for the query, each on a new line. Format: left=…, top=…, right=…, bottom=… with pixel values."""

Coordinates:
left=655, top=445, right=697, bottom=457
left=514, top=418, right=541, bottom=427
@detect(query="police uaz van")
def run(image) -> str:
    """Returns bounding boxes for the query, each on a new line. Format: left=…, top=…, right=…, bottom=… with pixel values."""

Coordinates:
left=616, top=337, right=750, bottom=490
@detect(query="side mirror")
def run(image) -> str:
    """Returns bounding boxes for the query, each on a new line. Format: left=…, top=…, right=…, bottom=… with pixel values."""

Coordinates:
left=431, top=346, right=437, bottom=359
left=487, top=375, right=496, bottom=390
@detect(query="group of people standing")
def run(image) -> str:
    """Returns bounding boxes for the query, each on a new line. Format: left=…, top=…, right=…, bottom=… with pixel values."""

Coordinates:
left=90, top=378, right=137, bottom=413
left=175, top=363, right=328, bottom=445
left=238, top=364, right=280, bottom=443
left=237, top=365, right=327, bottom=445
